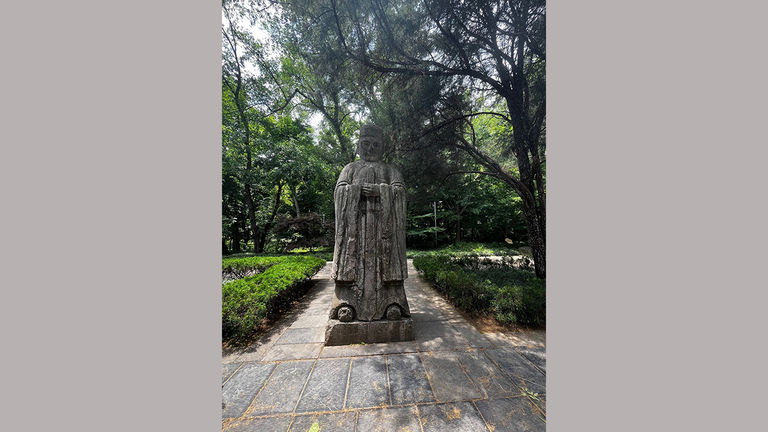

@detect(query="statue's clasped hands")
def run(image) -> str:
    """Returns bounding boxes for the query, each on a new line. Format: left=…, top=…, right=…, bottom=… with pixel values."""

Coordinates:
left=362, top=183, right=381, bottom=197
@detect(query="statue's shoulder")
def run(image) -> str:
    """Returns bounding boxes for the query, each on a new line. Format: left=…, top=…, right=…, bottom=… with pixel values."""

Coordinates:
left=337, top=161, right=360, bottom=180
left=347, top=160, right=364, bottom=168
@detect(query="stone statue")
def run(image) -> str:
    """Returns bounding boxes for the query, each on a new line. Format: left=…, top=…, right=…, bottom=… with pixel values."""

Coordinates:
left=330, top=124, right=410, bottom=322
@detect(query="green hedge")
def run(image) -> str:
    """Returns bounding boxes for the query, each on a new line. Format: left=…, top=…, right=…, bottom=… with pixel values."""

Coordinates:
left=413, top=255, right=545, bottom=327
left=222, top=255, right=326, bottom=340
left=222, top=256, right=286, bottom=275
left=407, top=242, right=520, bottom=259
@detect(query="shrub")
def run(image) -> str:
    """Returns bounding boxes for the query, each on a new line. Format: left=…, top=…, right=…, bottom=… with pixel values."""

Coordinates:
left=272, top=213, right=334, bottom=253
left=491, top=276, right=546, bottom=327
left=413, top=255, right=545, bottom=327
left=413, top=256, right=492, bottom=313
left=408, top=242, right=520, bottom=259
left=222, top=255, right=325, bottom=340
left=222, top=256, right=285, bottom=277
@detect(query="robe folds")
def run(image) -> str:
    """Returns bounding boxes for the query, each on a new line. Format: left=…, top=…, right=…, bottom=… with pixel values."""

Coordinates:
left=330, top=160, right=409, bottom=321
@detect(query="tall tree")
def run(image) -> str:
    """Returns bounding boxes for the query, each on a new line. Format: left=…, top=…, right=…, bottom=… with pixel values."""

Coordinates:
left=222, top=1, right=306, bottom=252
left=323, top=0, right=546, bottom=277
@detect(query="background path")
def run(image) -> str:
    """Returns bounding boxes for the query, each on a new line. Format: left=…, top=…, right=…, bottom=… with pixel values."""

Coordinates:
left=222, top=260, right=546, bottom=432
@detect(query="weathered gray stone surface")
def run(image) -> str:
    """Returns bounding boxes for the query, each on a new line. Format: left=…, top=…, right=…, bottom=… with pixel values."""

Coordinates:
left=485, top=348, right=546, bottom=394
left=288, top=412, right=356, bottom=432
left=222, top=362, right=242, bottom=384
left=409, top=306, right=447, bottom=322
left=222, top=362, right=276, bottom=418
left=225, top=416, right=293, bottom=432
left=261, top=343, right=323, bottom=362
left=387, top=353, right=435, bottom=404
left=318, top=340, right=418, bottom=358
left=517, top=346, right=546, bottom=372
left=457, top=351, right=517, bottom=399
left=290, top=314, right=328, bottom=328
left=420, top=352, right=481, bottom=402
left=474, top=397, right=545, bottom=432
left=345, top=356, right=390, bottom=408
left=276, top=327, right=326, bottom=345
left=247, top=360, right=314, bottom=416
left=356, top=406, right=421, bottom=432
left=451, top=321, right=495, bottom=348
left=329, top=124, right=410, bottom=325
left=325, top=318, right=414, bottom=345
left=418, top=401, right=488, bottom=432
left=295, top=358, right=350, bottom=413
left=414, top=320, right=471, bottom=351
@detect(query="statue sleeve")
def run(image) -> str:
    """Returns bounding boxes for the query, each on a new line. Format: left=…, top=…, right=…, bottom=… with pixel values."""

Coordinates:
left=380, top=166, right=408, bottom=281
left=331, top=165, right=361, bottom=281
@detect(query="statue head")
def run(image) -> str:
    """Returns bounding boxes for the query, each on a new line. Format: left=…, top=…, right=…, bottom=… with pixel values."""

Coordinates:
left=357, top=124, right=384, bottom=162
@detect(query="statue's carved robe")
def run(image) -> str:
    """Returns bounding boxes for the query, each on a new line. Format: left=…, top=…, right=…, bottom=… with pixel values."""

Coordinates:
left=330, top=160, right=409, bottom=321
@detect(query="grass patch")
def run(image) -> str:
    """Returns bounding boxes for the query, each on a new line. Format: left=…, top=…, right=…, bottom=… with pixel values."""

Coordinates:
left=222, top=256, right=287, bottom=279
left=224, top=248, right=333, bottom=264
left=407, top=242, right=520, bottom=258
left=413, top=255, right=545, bottom=327
left=222, top=255, right=326, bottom=341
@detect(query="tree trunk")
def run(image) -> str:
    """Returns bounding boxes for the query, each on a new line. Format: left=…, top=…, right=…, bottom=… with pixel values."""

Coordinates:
left=231, top=221, right=241, bottom=252
left=244, top=184, right=262, bottom=253
left=456, top=134, right=545, bottom=278
left=291, top=184, right=301, bottom=217
left=331, top=121, right=354, bottom=162
left=519, top=203, right=546, bottom=278
left=259, top=183, right=284, bottom=253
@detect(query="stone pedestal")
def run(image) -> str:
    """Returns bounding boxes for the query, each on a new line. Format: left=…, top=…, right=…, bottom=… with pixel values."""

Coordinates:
left=325, top=318, right=414, bottom=346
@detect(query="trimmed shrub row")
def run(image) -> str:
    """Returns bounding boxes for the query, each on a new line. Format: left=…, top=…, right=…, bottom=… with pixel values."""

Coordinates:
left=222, top=256, right=286, bottom=275
left=407, top=242, right=520, bottom=259
left=413, top=255, right=545, bottom=327
left=222, top=255, right=326, bottom=340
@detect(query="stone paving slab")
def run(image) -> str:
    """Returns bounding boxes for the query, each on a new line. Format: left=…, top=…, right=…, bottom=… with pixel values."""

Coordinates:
left=420, top=352, right=481, bottom=402
left=222, top=362, right=242, bottom=384
left=510, top=376, right=546, bottom=395
left=288, top=411, right=356, bottom=432
left=345, top=356, right=390, bottom=408
left=261, top=343, right=323, bottom=362
left=319, top=341, right=419, bottom=358
left=517, top=346, right=546, bottom=372
left=387, top=353, right=435, bottom=404
left=301, top=305, right=332, bottom=316
left=409, top=308, right=448, bottom=322
left=275, top=327, right=326, bottom=345
left=474, top=397, right=546, bottom=432
left=356, top=406, right=421, bottom=432
left=485, top=348, right=546, bottom=394
left=290, top=314, right=328, bottom=328
left=247, top=360, right=314, bottom=416
left=225, top=416, right=293, bottom=432
left=415, top=320, right=471, bottom=351
left=450, top=321, right=496, bottom=348
left=222, top=362, right=276, bottom=418
left=295, top=358, right=350, bottom=413
left=457, top=351, right=518, bottom=399
left=418, top=401, right=489, bottom=432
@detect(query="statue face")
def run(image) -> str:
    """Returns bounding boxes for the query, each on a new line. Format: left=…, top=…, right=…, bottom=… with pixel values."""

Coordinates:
left=358, top=135, right=384, bottom=161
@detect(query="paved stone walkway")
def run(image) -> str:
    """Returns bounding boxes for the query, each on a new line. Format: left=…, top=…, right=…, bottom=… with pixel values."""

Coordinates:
left=222, top=260, right=546, bottom=432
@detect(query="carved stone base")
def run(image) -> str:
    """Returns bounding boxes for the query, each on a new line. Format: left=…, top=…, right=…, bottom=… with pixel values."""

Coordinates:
left=325, top=318, right=414, bottom=346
